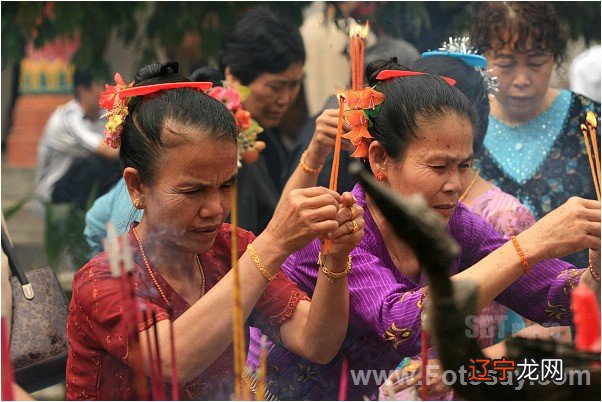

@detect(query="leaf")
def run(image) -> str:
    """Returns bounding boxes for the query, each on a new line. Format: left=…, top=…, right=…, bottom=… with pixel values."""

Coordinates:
left=2, top=196, right=31, bottom=219
left=236, top=85, right=251, bottom=102
left=365, top=105, right=381, bottom=118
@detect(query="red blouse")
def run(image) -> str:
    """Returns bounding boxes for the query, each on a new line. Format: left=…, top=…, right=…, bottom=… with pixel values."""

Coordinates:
left=66, top=224, right=310, bottom=400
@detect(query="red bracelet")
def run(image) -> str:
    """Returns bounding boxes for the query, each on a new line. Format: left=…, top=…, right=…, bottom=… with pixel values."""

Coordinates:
left=510, top=236, right=530, bottom=274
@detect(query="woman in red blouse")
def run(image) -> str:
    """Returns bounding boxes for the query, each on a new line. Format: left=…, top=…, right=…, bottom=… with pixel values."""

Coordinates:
left=65, top=61, right=365, bottom=400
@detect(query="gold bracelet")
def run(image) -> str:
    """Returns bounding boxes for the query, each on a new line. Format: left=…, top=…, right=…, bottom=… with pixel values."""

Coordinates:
left=317, top=252, right=352, bottom=282
left=510, top=236, right=530, bottom=274
left=300, top=150, right=324, bottom=175
left=589, top=255, right=601, bottom=283
left=247, top=243, right=277, bottom=281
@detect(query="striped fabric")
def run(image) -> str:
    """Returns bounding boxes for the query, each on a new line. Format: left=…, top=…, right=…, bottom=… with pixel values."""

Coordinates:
left=248, top=184, right=581, bottom=400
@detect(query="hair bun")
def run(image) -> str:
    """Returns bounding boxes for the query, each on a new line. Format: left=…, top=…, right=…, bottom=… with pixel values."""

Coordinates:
left=135, top=61, right=180, bottom=84
left=366, top=57, right=407, bottom=87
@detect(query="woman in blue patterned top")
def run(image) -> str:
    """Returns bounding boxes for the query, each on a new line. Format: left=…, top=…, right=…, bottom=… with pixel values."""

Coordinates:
left=471, top=2, right=600, bottom=266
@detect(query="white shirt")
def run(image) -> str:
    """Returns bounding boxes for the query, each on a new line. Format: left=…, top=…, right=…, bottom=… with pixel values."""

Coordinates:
left=35, top=99, right=107, bottom=201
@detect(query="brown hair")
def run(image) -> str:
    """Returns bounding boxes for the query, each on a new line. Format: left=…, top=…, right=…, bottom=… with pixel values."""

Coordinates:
left=471, top=2, right=568, bottom=65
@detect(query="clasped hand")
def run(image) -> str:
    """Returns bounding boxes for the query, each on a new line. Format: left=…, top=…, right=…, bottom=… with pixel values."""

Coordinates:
left=266, top=187, right=364, bottom=258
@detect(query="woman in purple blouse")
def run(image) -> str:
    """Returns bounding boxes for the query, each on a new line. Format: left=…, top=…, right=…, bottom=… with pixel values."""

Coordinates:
left=247, top=58, right=600, bottom=400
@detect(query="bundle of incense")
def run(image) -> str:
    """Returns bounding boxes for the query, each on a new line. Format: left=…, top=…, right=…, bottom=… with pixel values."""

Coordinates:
left=1, top=317, right=14, bottom=401
left=580, top=111, right=600, bottom=200
left=230, top=182, right=251, bottom=400
left=323, top=20, right=368, bottom=254
left=323, top=93, right=346, bottom=255
left=255, top=334, right=268, bottom=400
left=167, top=304, right=180, bottom=400
left=338, top=355, right=349, bottom=401
left=104, top=224, right=149, bottom=400
left=349, top=21, right=369, bottom=91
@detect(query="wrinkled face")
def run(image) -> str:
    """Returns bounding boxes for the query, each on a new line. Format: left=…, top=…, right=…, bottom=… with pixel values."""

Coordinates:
left=383, top=113, right=474, bottom=223
left=242, top=63, right=303, bottom=128
left=141, top=131, right=238, bottom=255
left=486, top=37, right=554, bottom=122
left=78, top=82, right=104, bottom=119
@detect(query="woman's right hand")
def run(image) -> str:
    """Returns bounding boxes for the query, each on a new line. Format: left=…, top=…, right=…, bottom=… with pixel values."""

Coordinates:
left=264, top=187, right=343, bottom=255
left=303, top=109, right=353, bottom=169
left=325, top=191, right=365, bottom=260
left=519, top=197, right=600, bottom=263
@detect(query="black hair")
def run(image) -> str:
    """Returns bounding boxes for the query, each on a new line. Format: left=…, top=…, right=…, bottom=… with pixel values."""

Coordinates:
left=73, top=69, right=94, bottom=99
left=218, top=7, right=305, bottom=85
left=366, top=58, right=478, bottom=165
left=365, top=36, right=420, bottom=69
left=120, top=60, right=237, bottom=185
left=412, top=56, right=489, bottom=152
left=472, top=2, right=568, bottom=66
left=188, top=65, right=224, bottom=86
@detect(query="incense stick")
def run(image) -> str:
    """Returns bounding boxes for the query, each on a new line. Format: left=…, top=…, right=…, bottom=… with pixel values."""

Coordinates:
left=338, top=355, right=349, bottom=401
left=256, top=334, right=268, bottom=400
left=167, top=304, right=180, bottom=400
left=231, top=182, right=250, bottom=400
left=231, top=181, right=241, bottom=400
left=122, top=251, right=149, bottom=400
left=323, top=94, right=347, bottom=255
left=581, top=123, right=601, bottom=200
left=143, top=309, right=159, bottom=400
left=420, top=330, right=428, bottom=401
left=151, top=311, right=167, bottom=401
left=587, top=113, right=601, bottom=200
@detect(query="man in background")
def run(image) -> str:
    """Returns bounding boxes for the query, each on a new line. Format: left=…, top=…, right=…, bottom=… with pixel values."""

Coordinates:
left=36, top=69, right=121, bottom=211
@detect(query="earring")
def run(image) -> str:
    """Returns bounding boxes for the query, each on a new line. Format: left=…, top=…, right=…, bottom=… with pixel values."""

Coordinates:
left=376, top=172, right=387, bottom=181
left=133, top=199, right=144, bottom=209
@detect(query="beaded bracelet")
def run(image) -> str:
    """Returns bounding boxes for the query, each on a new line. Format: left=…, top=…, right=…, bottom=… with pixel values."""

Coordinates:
left=589, top=255, right=601, bottom=283
left=510, top=236, right=530, bottom=274
left=300, top=150, right=324, bottom=175
left=247, top=243, right=277, bottom=281
left=317, top=252, right=352, bottom=282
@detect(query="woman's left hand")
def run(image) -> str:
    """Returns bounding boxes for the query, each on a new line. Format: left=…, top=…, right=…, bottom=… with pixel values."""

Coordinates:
left=304, top=109, right=353, bottom=168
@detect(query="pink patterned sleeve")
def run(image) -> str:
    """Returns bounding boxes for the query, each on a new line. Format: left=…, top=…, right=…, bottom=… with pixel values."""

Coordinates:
left=468, top=186, right=537, bottom=238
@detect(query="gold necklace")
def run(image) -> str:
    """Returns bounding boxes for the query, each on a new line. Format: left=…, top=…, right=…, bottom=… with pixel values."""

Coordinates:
left=132, top=227, right=205, bottom=305
left=459, top=169, right=479, bottom=203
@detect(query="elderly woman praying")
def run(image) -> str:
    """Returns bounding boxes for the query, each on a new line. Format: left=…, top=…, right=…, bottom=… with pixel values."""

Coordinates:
left=247, top=58, right=601, bottom=400
left=65, top=61, right=365, bottom=400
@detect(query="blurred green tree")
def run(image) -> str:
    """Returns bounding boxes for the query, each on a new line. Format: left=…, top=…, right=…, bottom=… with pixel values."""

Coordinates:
left=1, top=1, right=307, bottom=77
left=3, top=1, right=599, bottom=77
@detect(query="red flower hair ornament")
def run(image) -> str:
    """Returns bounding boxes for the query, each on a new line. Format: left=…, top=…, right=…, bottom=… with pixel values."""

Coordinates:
left=343, top=88, right=384, bottom=158
left=344, top=70, right=456, bottom=159
left=99, top=73, right=212, bottom=149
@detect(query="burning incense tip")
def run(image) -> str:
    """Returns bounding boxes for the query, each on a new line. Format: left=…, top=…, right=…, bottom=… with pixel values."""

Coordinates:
left=360, top=21, right=370, bottom=39
left=586, top=111, right=598, bottom=128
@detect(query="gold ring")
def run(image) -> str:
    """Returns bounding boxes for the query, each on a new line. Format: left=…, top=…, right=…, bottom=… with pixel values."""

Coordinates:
left=349, top=205, right=357, bottom=220
left=350, top=220, right=359, bottom=234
